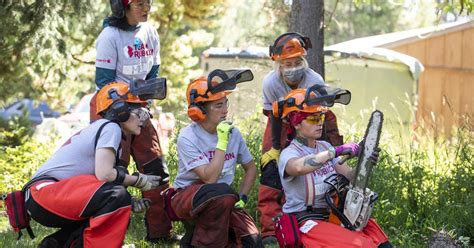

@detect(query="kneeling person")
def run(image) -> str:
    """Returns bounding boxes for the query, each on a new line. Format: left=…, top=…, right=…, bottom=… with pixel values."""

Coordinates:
left=26, top=82, right=162, bottom=248
left=172, top=70, right=263, bottom=248
left=275, top=88, right=391, bottom=248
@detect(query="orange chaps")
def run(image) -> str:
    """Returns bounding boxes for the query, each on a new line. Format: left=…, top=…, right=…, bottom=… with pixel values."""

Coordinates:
left=26, top=175, right=131, bottom=248
left=171, top=183, right=262, bottom=248
left=300, top=219, right=389, bottom=248
left=90, top=93, right=171, bottom=239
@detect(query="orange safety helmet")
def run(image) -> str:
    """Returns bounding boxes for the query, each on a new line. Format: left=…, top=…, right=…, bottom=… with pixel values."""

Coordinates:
left=96, top=82, right=147, bottom=122
left=272, top=88, right=328, bottom=119
left=186, top=76, right=232, bottom=122
left=269, top=32, right=312, bottom=61
left=186, top=69, right=254, bottom=122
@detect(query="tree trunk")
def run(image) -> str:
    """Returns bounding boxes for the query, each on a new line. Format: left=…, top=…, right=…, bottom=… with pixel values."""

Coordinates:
left=290, top=0, right=325, bottom=79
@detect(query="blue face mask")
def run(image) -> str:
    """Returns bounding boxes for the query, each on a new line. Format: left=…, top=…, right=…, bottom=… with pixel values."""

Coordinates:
left=283, top=66, right=305, bottom=83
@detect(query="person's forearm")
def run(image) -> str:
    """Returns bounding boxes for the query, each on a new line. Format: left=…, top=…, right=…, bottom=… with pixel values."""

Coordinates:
left=239, top=164, right=257, bottom=195
left=288, top=151, right=333, bottom=176
left=97, top=168, right=138, bottom=186
left=201, top=150, right=226, bottom=183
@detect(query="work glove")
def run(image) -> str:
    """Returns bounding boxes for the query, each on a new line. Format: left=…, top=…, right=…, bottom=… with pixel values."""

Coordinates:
left=234, top=194, right=248, bottom=209
left=216, top=121, right=234, bottom=151
left=132, top=172, right=161, bottom=191
left=335, top=143, right=360, bottom=158
left=261, top=148, right=280, bottom=168
left=131, top=197, right=151, bottom=213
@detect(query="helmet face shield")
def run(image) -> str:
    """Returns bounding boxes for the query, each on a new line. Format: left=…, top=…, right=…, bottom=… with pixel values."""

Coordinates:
left=207, top=69, right=254, bottom=94
left=130, top=77, right=167, bottom=100
left=272, top=85, right=351, bottom=118
left=305, top=85, right=351, bottom=107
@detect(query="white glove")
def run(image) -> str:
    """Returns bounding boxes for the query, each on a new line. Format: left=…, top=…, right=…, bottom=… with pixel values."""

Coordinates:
left=131, top=197, right=151, bottom=213
left=132, top=172, right=161, bottom=191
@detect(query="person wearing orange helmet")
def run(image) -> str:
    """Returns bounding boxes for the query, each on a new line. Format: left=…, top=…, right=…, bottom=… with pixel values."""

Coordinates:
left=273, top=88, right=391, bottom=248
left=25, top=82, right=165, bottom=247
left=90, top=0, right=175, bottom=243
left=258, top=32, right=345, bottom=244
left=169, top=69, right=263, bottom=247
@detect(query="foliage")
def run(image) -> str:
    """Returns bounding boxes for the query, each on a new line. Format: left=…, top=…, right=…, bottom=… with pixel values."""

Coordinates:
left=325, top=0, right=404, bottom=45
left=214, top=0, right=290, bottom=48
left=0, top=139, right=53, bottom=194
left=0, top=114, right=34, bottom=150
left=0, top=1, right=107, bottom=108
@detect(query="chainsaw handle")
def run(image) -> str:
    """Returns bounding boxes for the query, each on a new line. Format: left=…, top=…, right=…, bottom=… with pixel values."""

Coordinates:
left=337, top=155, right=349, bottom=165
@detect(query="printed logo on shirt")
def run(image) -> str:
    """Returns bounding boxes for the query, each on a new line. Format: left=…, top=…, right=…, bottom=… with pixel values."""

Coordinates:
left=187, top=151, right=236, bottom=166
left=123, top=40, right=154, bottom=58
left=61, top=130, right=82, bottom=147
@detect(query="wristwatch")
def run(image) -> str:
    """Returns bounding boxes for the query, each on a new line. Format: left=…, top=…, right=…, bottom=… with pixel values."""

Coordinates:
left=239, top=193, right=248, bottom=204
left=327, top=146, right=336, bottom=159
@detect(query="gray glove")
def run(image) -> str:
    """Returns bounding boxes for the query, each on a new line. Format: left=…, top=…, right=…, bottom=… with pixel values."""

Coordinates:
left=131, top=197, right=151, bottom=213
left=132, top=172, right=161, bottom=191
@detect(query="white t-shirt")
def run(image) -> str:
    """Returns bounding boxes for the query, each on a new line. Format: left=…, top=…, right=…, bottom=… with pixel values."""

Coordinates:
left=262, top=68, right=325, bottom=111
left=278, top=139, right=339, bottom=213
left=33, top=119, right=122, bottom=180
left=95, top=22, right=161, bottom=84
left=173, top=122, right=253, bottom=189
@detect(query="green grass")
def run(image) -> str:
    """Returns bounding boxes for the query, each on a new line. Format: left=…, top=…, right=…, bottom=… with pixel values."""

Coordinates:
left=0, top=111, right=472, bottom=247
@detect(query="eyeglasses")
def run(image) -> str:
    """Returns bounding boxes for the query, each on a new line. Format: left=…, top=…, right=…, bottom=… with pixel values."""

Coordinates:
left=304, top=113, right=325, bottom=125
left=130, top=107, right=150, bottom=122
left=130, top=0, right=153, bottom=9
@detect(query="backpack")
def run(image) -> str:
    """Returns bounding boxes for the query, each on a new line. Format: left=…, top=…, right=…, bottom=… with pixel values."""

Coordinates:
left=2, top=176, right=57, bottom=240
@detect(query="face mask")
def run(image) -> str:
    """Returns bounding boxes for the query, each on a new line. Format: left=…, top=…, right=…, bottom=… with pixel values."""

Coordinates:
left=283, top=66, right=305, bottom=83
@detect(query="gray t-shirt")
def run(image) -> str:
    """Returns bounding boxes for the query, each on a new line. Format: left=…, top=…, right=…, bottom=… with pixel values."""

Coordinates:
left=278, top=139, right=339, bottom=213
left=262, top=69, right=325, bottom=111
left=95, top=22, right=161, bottom=84
left=173, top=122, right=253, bottom=189
left=33, top=119, right=122, bottom=180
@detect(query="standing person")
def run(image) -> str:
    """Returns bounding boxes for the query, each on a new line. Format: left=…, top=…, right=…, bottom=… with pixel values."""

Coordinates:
left=275, top=87, right=391, bottom=247
left=171, top=69, right=263, bottom=248
left=90, top=0, right=175, bottom=242
left=26, top=82, right=163, bottom=248
left=258, top=32, right=344, bottom=244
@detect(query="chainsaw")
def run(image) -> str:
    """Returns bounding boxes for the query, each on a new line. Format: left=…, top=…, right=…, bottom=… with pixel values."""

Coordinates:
left=325, top=110, right=384, bottom=231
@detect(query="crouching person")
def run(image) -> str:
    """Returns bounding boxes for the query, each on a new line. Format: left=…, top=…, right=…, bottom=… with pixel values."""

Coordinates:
left=25, top=82, right=163, bottom=248
left=171, top=70, right=263, bottom=248
left=274, top=88, right=392, bottom=248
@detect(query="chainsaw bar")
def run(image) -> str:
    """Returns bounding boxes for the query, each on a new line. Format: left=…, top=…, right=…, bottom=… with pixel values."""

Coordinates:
left=353, top=110, right=383, bottom=191
left=343, top=110, right=384, bottom=228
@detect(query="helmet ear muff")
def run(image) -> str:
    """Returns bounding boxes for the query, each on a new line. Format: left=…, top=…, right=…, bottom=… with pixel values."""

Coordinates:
left=108, top=88, right=130, bottom=122
left=110, top=0, right=126, bottom=18
left=187, top=89, right=206, bottom=122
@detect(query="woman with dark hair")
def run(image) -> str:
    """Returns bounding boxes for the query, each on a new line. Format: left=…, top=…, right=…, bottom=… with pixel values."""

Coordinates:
left=89, top=0, right=176, bottom=243
left=28, top=82, right=162, bottom=247
left=274, top=87, right=391, bottom=247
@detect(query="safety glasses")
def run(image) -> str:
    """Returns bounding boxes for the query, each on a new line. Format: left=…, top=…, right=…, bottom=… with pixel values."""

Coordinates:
left=130, top=0, right=153, bottom=9
left=130, top=107, right=150, bottom=122
left=304, top=113, right=325, bottom=125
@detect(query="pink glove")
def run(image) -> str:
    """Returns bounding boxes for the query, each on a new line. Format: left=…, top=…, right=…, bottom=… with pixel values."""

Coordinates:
left=335, top=143, right=360, bottom=158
